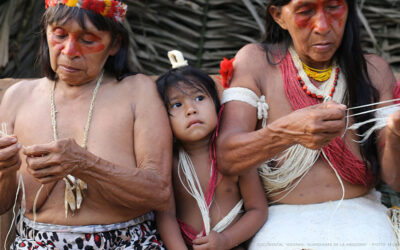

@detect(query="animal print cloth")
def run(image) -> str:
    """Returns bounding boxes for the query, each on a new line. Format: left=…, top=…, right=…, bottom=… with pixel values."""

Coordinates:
left=11, top=212, right=164, bottom=249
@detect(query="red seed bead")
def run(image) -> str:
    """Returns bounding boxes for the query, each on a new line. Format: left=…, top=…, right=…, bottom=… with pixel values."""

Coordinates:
left=303, top=85, right=307, bottom=90
left=331, top=87, right=335, bottom=92
left=307, top=90, right=311, bottom=96
left=329, top=93, right=333, bottom=97
left=317, top=95, right=323, bottom=99
left=311, top=93, right=316, bottom=98
left=297, top=75, right=301, bottom=81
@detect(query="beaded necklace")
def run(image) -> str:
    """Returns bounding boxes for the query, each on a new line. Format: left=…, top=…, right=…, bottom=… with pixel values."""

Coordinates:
left=289, top=47, right=340, bottom=101
left=302, top=62, right=332, bottom=82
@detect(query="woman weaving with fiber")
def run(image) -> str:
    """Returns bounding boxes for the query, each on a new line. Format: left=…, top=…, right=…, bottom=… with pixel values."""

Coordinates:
left=217, top=0, right=400, bottom=249
left=0, top=0, right=171, bottom=249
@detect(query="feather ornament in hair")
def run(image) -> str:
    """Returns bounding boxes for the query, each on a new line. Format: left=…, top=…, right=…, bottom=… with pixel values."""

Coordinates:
left=218, top=58, right=235, bottom=89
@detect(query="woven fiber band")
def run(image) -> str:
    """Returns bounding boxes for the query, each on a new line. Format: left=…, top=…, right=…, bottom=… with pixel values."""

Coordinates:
left=45, top=0, right=127, bottom=23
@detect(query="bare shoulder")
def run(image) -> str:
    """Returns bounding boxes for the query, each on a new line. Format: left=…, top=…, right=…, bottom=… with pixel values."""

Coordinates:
left=234, top=43, right=269, bottom=75
left=0, top=78, right=46, bottom=128
left=231, top=43, right=269, bottom=95
left=1, top=78, right=45, bottom=111
left=116, top=74, right=158, bottom=101
left=235, top=43, right=267, bottom=62
left=365, top=53, right=390, bottom=69
left=117, top=74, right=166, bottom=118
left=364, top=53, right=396, bottom=93
left=118, top=73, right=156, bottom=91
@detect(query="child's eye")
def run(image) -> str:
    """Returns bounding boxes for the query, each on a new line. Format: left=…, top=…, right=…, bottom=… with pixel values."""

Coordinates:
left=171, top=102, right=182, bottom=109
left=195, top=95, right=205, bottom=101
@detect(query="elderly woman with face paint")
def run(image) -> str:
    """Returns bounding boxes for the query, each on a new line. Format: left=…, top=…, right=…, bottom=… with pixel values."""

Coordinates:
left=217, top=0, right=400, bottom=248
left=0, top=1, right=171, bottom=249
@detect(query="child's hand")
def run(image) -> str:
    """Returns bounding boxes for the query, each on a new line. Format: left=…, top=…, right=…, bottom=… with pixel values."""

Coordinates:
left=192, top=230, right=229, bottom=250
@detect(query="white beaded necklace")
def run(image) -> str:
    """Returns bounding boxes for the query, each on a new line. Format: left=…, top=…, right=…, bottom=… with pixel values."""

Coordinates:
left=289, top=46, right=344, bottom=102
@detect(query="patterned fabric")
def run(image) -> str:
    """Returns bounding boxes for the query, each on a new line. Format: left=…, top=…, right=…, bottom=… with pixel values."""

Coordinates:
left=11, top=213, right=164, bottom=250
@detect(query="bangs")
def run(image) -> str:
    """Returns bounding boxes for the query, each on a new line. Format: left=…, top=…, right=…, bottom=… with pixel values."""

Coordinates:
left=163, top=73, right=211, bottom=104
left=156, top=66, right=221, bottom=115
left=42, top=4, right=117, bottom=32
left=44, top=5, right=88, bottom=30
left=39, top=4, right=132, bottom=81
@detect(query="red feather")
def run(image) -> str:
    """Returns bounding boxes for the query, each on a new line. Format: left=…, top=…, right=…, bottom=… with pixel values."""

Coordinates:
left=218, top=57, right=235, bottom=89
left=394, top=78, right=400, bottom=104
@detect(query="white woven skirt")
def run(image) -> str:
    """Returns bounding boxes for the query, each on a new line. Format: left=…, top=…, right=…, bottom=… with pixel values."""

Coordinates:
left=249, top=189, right=398, bottom=250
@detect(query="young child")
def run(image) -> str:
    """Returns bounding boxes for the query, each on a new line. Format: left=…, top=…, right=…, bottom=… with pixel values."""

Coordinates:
left=156, top=51, right=268, bottom=250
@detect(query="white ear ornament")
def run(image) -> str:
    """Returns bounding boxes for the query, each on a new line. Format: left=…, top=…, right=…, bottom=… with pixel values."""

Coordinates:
left=168, top=50, right=188, bottom=69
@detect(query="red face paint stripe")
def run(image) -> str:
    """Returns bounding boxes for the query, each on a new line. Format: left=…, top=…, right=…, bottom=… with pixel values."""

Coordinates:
left=49, top=31, right=106, bottom=56
left=294, top=0, right=347, bottom=30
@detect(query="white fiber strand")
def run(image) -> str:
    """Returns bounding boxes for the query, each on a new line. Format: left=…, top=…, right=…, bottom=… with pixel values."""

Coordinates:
left=177, top=149, right=244, bottom=235
left=178, top=149, right=211, bottom=234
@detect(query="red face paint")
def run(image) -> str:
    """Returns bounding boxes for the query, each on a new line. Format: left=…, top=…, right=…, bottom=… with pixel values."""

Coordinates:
left=48, top=27, right=106, bottom=57
left=294, top=0, right=347, bottom=31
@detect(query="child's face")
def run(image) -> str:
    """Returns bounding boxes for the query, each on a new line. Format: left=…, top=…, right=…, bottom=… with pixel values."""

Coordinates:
left=167, top=84, right=218, bottom=143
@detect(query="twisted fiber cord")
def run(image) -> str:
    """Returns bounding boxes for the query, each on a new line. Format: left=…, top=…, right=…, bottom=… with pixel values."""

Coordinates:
left=178, top=149, right=212, bottom=235
left=33, top=71, right=104, bottom=221
left=1, top=122, right=26, bottom=250
left=178, top=136, right=242, bottom=241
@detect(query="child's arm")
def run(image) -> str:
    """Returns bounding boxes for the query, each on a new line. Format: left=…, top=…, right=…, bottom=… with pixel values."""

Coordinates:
left=156, top=186, right=188, bottom=250
left=192, top=168, right=268, bottom=249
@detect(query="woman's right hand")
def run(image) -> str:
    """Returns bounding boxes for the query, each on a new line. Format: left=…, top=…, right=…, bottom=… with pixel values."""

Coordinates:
left=269, top=101, right=347, bottom=150
left=0, top=136, right=21, bottom=175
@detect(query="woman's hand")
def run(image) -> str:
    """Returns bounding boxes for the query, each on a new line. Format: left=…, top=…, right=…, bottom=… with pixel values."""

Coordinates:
left=386, top=109, right=400, bottom=138
left=0, top=135, right=21, bottom=175
left=269, top=101, right=347, bottom=150
left=23, top=138, right=88, bottom=184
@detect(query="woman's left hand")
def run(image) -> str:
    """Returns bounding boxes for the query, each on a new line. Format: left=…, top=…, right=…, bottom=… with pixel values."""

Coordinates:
left=23, top=138, right=87, bottom=184
left=387, top=110, right=400, bottom=138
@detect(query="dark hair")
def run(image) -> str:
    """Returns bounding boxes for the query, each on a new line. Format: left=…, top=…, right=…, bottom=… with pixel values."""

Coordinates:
left=262, top=0, right=380, bottom=177
left=156, top=65, right=221, bottom=116
left=39, top=4, right=133, bottom=81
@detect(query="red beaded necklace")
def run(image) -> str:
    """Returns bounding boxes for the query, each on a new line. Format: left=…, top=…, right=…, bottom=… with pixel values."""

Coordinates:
left=297, top=67, right=340, bottom=100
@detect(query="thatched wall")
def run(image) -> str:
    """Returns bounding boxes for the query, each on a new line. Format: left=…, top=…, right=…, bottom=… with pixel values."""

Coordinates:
left=0, top=0, right=399, bottom=77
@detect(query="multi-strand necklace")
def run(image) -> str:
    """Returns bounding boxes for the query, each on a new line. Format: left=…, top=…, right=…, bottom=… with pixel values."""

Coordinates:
left=289, top=47, right=341, bottom=101
left=51, top=71, right=103, bottom=217
left=302, top=62, right=332, bottom=82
